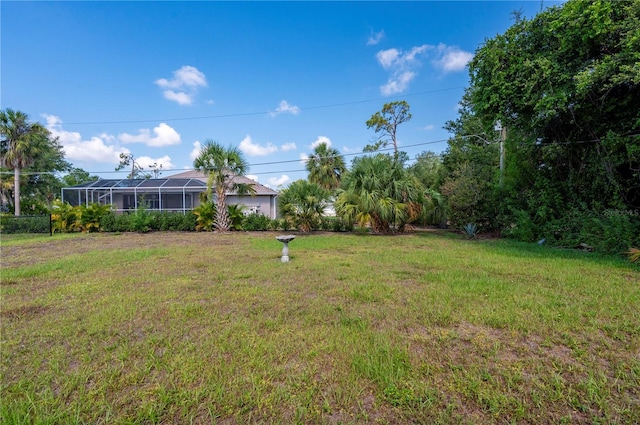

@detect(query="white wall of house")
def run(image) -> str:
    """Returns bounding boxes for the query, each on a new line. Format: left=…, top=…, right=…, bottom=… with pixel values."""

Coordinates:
left=226, top=194, right=277, bottom=219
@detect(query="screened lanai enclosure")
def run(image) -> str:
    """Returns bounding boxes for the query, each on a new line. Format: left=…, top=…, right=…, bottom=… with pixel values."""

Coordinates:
left=62, top=178, right=207, bottom=213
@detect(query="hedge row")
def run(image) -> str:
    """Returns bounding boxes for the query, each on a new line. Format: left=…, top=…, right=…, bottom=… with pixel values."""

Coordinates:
left=73, top=210, right=353, bottom=233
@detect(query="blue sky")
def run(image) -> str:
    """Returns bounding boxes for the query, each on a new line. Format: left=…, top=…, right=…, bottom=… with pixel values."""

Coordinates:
left=2, top=1, right=558, bottom=188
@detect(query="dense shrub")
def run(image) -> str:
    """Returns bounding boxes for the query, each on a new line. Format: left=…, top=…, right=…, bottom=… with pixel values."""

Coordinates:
left=101, top=211, right=196, bottom=232
left=0, top=214, right=51, bottom=234
left=542, top=208, right=640, bottom=254
left=242, top=213, right=272, bottom=231
left=130, top=208, right=154, bottom=233
left=152, top=211, right=196, bottom=231
left=318, top=216, right=353, bottom=232
left=193, top=202, right=216, bottom=231
left=501, top=209, right=537, bottom=242
left=50, top=201, right=112, bottom=233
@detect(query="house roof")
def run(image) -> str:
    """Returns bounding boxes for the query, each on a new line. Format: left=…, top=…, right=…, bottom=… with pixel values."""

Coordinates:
left=167, top=170, right=278, bottom=196
left=67, top=178, right=206, bottom=190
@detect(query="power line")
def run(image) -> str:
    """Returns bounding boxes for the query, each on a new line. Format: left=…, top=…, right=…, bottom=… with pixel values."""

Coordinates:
left=0, top=134, right=606, bottom=178
left=60, top=87, right=465, bottom=125
left=0, top=137, right=452, bottom=177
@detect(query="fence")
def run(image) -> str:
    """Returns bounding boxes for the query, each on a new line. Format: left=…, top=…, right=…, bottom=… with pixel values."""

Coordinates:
left=0, top=215, right=52, bottom=236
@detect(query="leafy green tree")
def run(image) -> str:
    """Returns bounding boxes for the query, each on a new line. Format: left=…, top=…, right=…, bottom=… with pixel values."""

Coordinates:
left=440, top=98, right=502, bottom=229
left=0, top=108, right=69, bottom=215
left=305, top=142, right=347, bottom=192
left=62, top=168, right=99, bottom=187
left=193, top=140, right=253, bottom=232
left=439, top=0, right=640, bottom=250
left=335, top=154, right=423, bottom=233
left=365, top=101, right=412, bottom=154
left=468, top=0, right=640, bottom=216
left=407, top=151, right=446, bottom=191
left=279, top=180, right=330, bottom=232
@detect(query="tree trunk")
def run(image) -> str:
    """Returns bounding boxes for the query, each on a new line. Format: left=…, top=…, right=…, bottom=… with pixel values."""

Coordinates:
left=215, top=192, right=229, bottom=232
left=14, top=167, right=21, bottom=216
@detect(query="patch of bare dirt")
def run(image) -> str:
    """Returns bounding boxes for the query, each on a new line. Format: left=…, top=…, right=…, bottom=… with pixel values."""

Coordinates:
left=0, top=304, right=48, bottom=320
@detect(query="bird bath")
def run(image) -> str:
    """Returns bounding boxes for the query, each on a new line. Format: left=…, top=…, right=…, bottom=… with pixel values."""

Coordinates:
left=276, top=235, right=296, bottom=263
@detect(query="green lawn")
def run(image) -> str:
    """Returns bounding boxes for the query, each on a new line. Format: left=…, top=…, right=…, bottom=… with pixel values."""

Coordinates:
left=1, top=231, right=638, bottom=424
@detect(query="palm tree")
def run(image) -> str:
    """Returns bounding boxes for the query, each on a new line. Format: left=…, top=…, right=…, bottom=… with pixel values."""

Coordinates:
left=279, top=180, right=330, bottom=232
left=305, top=142, right=346, bottom=192
left=193, top=140, right=252, bottom=232
left=0, top=109, right=50, bottom=216
left=335, top=154, right=423, bottom=233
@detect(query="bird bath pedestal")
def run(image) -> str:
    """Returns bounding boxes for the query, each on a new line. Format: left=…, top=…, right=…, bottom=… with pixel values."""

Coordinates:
left=276, top=235, right=296, bottom=263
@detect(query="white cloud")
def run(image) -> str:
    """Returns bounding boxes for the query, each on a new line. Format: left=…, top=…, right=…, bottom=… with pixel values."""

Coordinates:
left=269, top=100, right=300, bottom=117
left=299, top=153, right=309, bottom=165
left=239, top=135, right=278, bottom=156
left=155, top=65, right=207, bottom=89
left=43, top=114, right=126, bottom=164
left=434, top=44, right=473, bottom=72
left=310, top=136, right=332, bottom=149
left=380, top=71, right=416, bottom=96
left=341, top=146, right=361, bottom=154
left=280, top=142, right=297, bottom=151
left=267, top=175, right=291, bottom=188
left=376, top=48, right=400, bottom=69
left=155, top=65, right=208, bottom=105
left=376, top=45, right=428, bottom=95
left=190, top=141, right=202, bottom=161
left=375, top=43, right=471, bottom=95
left=423, top=124, right=435, bottom=131
left=376, top=45, right=428, bottom=70
left=162, top=90, right=193, bottom=106
left=118, top=123, right=181, bottom=147
left=405, top=45, right=429, bottom=62
left=136, top=155, right=175, bottom=171
left=367, top=30, right=385, bottom=46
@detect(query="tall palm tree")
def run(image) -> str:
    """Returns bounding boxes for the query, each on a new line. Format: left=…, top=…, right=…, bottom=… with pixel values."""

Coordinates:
left=0, top=109, right=50, bottom=216
left=305, top=142, right=346, bottom=192
left=193, top=140, right=251, bottom=232
left=335, top=154, right=423, bottom=233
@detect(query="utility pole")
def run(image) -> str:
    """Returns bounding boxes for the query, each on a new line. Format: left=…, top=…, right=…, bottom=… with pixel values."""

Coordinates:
left=500, top=126, right=506, bottom=187
left=495, top=121, right=506, bottom=187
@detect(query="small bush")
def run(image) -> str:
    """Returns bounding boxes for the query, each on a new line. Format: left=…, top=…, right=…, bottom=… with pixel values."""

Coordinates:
left=193, top=202, right=216, bottom=231
left=153, top=212, right=196, bottom=231
left=243, top=213, right=272, bottom=231
left=228, top=204, right=246, bottom=231
left=78, top=203, right=112, bottom=233
left=502, top=209, right=537, bottom=242
left=319, top=216, right=353, bottom=232
left=462, top=223, right=478, bottom=239
left=130, top=208, right=153, bottom=233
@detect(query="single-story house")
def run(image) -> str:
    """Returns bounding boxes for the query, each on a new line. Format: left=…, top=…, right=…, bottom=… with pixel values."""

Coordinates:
left=169, top=170, right=279, bottom=218
left=61, top=171, right=279, bottom=218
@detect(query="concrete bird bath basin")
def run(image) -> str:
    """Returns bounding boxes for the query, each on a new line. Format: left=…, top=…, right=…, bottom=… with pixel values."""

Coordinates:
left=275, top=235, right=296, bottom=263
